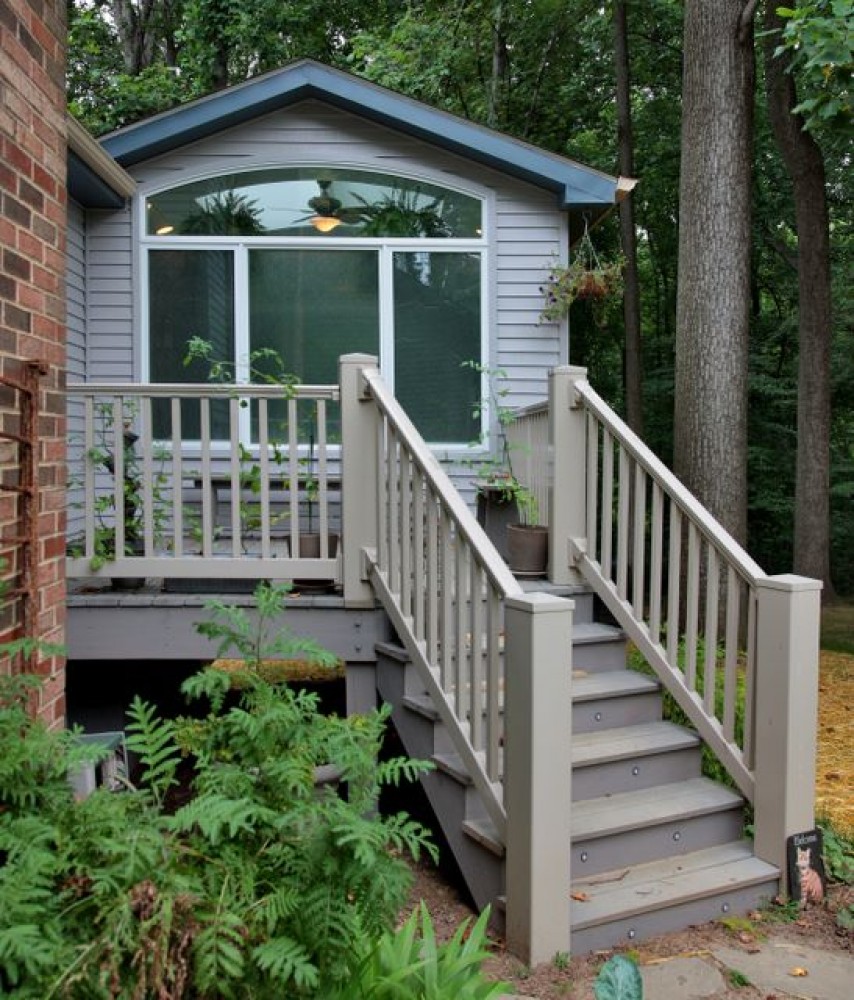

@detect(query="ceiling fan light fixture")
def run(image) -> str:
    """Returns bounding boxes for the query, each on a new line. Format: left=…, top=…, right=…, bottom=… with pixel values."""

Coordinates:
left=310, top=214, right=343, bottom=233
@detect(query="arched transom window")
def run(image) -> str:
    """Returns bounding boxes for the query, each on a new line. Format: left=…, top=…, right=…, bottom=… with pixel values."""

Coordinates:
left=143, top=168, right=487, bottom=445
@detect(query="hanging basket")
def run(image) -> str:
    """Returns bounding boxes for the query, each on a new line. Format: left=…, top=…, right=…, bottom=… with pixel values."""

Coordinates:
left=540, top=223, right=624, bottom=322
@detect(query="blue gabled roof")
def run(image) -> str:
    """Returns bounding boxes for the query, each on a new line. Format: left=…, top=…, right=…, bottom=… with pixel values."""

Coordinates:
left=101, top=59, right=623, bottom=214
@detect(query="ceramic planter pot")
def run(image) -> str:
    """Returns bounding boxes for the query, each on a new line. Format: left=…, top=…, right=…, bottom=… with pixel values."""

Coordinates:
left=506, top=523, right=548, bottom=577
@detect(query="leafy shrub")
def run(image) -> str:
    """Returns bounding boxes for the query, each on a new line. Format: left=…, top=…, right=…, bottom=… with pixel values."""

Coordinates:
left=0, top=584, right=439, bottom=998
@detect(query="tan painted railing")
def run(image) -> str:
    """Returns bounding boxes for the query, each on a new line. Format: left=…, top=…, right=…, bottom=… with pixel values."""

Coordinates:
left=65, top=382, right=341, bottom=583
left=542, top=366, right=819, bottom=882
left=338, top=355, right=574, bottom=963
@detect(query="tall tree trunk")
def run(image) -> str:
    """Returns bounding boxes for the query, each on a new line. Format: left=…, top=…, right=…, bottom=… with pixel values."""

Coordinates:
left=763, top=7, right=834, bottom=594
left=674, top=1, right=756, bottom=545
left=488, top=1, right=508, bottom=129
left=614, top=0, right=643, bottom=434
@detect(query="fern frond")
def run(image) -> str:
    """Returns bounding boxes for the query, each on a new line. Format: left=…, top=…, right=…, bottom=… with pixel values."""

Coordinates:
left=124, top=697, right=180, bottom=803
left=251, top=935, right=319, bottom=990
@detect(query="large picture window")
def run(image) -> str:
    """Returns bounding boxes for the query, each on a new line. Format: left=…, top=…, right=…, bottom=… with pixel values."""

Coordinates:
left=145, top=168, right=486, bottom=445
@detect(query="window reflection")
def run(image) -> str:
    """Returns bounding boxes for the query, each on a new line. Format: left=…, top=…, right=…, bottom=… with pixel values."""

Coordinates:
left=146, top=168, right=482, bottom=238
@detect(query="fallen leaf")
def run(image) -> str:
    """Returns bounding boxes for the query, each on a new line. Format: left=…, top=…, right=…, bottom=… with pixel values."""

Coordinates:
left=570, top=891, right=590, bottom=902
left=788, top=967, right=809, bottom=977
left=738, top=931, right=755, bottom=944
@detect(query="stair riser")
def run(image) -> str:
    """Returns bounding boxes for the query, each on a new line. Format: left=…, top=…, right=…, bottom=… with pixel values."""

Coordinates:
left=571, top=878, right=779, bottom=954
left=572, top=691, right=661, bottom=733
left=572, top=639, right=627, bottom=673
left=573, top=747, right=700, bottom=801
left=572, top=809, right=745, bottom=877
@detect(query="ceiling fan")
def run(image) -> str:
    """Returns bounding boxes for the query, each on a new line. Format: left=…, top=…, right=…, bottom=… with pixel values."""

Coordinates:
left=299, top=179, right=366, bottom=232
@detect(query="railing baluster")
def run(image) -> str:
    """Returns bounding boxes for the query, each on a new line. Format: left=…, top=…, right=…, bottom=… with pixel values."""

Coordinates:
left=632, top=463, right=646, bottom=620
left=426, top=489, right=439, bottom=661
left=723, top=565, right=740, bottom=742
left=140, top=396, right=154, bottom=556
left=455, top=538, right=469, bottom=722
left=376, top=413, right=388, bottom=573
left=616, top=446, right=630, bottom=600
left=388, top=433, right=400, bottom=594
left=649, top=480, right=664, bottom=645
left=83, top=396, right=95, bottom=560
left=258, top=398, right=271, bottom=559
left=171, top=397, right=183, bottom=557
left=229, top=396, right=241, bottom=557
left=703, top=546, right=719, bottom=716
left=666, top=503, right=682, bottom=669
left=601, top=427, right=614, bottom=585
left=287, top=398, right=300, bottom=556
left=440, top=505, right=454, bottom=691
left=685, top=523, right=701, bottom=690
left=400, top=449, right=412, bottom=618
left=412, top=464, right=425, bottom=641
left=744, top=590, right=758, bottom=767
left=316, top=399, right=329, bottom=556
left=112, top=397, right=125, bottom=558
left=586, top=411, right=599, bottom=561
left=200, top=398, right=213, bottom=558
left=470, top=560, right=485, bottom=753
left=486, top=585, right=502, bottom=781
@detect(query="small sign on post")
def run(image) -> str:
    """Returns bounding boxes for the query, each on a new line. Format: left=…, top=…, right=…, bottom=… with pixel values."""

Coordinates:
left=786, top=828, right=826, bottom=907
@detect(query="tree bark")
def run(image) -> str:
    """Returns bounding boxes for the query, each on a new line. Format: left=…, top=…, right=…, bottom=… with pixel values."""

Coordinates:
left=763, top=7, right=834, bottom=594
left=614, top=0, right=643, bottom=434
left=674, top=1, right=755, bottom=546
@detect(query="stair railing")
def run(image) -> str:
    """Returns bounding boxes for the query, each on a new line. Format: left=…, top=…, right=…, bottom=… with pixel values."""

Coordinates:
left=548, top=365, right=820, bottom=884
left=339, top=355, right=574, bottom=963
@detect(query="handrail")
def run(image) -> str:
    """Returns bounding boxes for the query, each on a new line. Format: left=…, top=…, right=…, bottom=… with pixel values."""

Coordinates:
left=66, top=381, right=340, bottom=401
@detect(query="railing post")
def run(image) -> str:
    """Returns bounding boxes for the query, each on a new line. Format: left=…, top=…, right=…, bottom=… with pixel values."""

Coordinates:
left=340, top=354, right=381, bottom=608
left=504, top=592, right=573, bottom=964
left=549, top=365, right=588, bottom=585
left=753, top=574, right=822, bottom=888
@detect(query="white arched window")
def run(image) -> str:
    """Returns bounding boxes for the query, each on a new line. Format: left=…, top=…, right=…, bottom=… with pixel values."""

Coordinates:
left=142, top=167, right=488, bottom=445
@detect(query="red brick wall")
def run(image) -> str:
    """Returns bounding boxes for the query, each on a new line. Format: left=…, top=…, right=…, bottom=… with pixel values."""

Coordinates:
left=0, top=0, right=67, bottom=726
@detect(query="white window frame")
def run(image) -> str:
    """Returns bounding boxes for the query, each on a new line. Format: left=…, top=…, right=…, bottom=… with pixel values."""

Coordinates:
left=139, top=166, right=492, bottom=451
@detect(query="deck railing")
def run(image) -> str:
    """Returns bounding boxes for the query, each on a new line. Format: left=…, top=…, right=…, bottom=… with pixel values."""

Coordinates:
left=65, top=382, right=341, bottom=582
left=505, top=402, right=550, bottom=527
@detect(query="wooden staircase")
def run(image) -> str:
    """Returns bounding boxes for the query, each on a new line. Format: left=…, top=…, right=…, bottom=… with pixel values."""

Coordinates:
left=375, top=587, right=780, bottom=955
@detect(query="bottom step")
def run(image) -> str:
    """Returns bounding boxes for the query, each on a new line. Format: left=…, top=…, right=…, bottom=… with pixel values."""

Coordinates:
left=571, top=841, right=779, bottom=954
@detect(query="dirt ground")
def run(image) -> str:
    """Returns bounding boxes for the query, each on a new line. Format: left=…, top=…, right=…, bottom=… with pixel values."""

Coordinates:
left=404, top=859, right=853, bottom=999
left=403, top=637, right=854, bottom=998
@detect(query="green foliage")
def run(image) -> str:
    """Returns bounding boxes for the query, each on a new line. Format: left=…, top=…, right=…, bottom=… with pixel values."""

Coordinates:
left=728, top=968, right=752, bottom=988
left=332, top=901, right=510, bottom=1000
left=775, top=1, right=853, bottom=135
left=819, top=820, right=854, bottom=883
left=0, top=587, right=439, bottom=997
left=594, top=953, right=644, bottom=1000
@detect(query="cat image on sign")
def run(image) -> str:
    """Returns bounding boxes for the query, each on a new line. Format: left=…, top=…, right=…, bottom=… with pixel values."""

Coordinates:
left=795, top=845, right=824, bottom=907
left=787, top=829, right=827, bottom=907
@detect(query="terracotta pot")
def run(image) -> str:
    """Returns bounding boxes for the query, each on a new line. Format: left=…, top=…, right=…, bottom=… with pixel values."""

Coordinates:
left=298, top=533, right=339, bottom=559
left=506, top=523, right=548, bottom=576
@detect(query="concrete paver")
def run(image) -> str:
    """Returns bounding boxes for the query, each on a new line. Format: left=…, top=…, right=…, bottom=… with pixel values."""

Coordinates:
left=641, top=956, right=727, bottom=998
left=712, top=942, right=853, bottom=999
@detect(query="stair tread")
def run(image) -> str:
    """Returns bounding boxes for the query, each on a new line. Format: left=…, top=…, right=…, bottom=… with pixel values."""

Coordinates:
left=572, top=621, right=624, bottom=644
left=573, top=720, right=700, bottom=766
left=571, top=841, right=779, bottom=929
left=571, top=777, right=743, bottom=840
left=572, top=670, right=659, bottom=702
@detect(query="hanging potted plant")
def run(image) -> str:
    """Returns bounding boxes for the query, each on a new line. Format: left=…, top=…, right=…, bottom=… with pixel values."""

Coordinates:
left=540, top=223, right=624, bottom=324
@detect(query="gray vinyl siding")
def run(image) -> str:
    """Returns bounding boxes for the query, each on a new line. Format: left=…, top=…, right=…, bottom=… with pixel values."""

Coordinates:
left=83, top=101, right=567, bottom=496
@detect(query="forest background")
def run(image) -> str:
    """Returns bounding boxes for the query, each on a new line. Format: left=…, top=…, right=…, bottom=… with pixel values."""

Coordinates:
left=66, top=0, right=854, bottom=595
